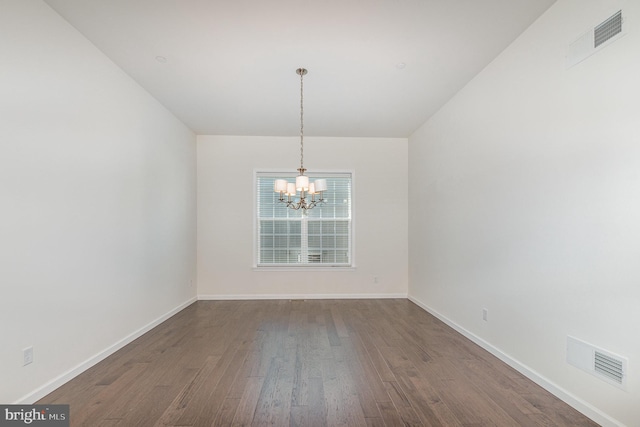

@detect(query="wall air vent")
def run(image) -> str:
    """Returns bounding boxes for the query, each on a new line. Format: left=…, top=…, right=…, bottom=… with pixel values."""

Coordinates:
left=594, top=351, right=624, bottom=384
left=567, top=336, right=627, bottom=390
left=595, top=10, right=622, bottom=47
left=566, top=10, right=625, bottom=68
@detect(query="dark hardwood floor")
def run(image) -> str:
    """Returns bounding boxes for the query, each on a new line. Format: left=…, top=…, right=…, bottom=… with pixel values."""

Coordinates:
left=39, top=299, right=598, bottom=426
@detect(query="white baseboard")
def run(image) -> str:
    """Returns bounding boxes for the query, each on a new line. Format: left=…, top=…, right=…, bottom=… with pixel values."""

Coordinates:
left=407, top=295, right=623, bottom=427
left=198, top=293, right=407, bottom=300
left=15, top=296, right=197, bottom=404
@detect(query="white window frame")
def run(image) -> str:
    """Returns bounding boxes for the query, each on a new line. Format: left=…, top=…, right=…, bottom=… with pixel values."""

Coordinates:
left=253, top=169, right=356, bottom=270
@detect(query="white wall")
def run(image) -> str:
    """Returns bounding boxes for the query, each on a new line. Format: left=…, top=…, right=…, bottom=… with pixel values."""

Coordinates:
left=0, top=1, right=197, bottom=403
left=408, top=0, right=639, bottom=425
left=198, top=135, right=408, bottom=298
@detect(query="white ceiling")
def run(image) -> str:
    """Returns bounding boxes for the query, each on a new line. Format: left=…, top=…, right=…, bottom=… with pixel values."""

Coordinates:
left=43, top=0, right=556, bottom=138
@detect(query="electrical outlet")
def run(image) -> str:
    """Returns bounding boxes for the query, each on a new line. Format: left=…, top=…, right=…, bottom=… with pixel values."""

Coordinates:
left=482, top=308, right=488, bottom=322
left=23, top=347, right=33, bottom=366
left=373, top=276, right=379, bottom=283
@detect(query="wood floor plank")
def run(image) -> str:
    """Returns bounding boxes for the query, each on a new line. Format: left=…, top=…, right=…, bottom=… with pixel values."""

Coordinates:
left=364, top=417, right=386, bottom=427
left=306, top=377, right=327, bottom=427
left=338, top=337, right=385, bottom=418
left=458, top=357, right=555, bottom=424
left=227, top=351, right=261, bottom=399
left=37, top=300, right=600, bottom=426
left=290, top=306, right=313, bottom=408
left=153, top=355, right=221, bottom=426
left=323, top=310, right=342, bottom=347
left=353, top=329, right=397, bottom=383
left=329, top=305, right=350, bottom=338
left=231, top=375, right=265, bottom=427
left=66, top=362, right=149, bottom=426
left=331, top=343, right=372, bottom=425
left=192, top=349, right=251, bottom=427
left=321, top=355, right=367, bottom=427
left=376, top=400, right=407, bottom=427
left=289, top=405, right=308, bottom=427
left=251, top=353, right=292, bottom=426
left=211, top=398, right=241, bottom=427
left=265, top=348, right=296, bottom=426
left=382, top=381, right=424, bottom=426
left=393, top=366, right=460, bottom=427
left=174, top=347, right=249, bottom=425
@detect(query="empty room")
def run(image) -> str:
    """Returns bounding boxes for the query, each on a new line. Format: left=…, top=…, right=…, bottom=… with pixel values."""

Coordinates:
left=1, top=0, right=638, bottom=425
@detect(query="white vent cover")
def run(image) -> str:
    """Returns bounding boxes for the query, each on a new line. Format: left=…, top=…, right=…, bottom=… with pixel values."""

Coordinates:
left=594, top=351, right=624, bottom=384
left=566, top=10, right=625, bottom=68
left=595, top=10, right=623, bottom=47
left=567, top=336, right=627, bottom=390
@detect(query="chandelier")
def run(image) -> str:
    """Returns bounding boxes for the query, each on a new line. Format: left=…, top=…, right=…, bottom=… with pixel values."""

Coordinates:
left=274, top=68, right=327, bottom=211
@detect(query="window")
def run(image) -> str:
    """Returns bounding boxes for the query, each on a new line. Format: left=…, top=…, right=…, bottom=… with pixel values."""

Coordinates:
left=255, top=171, right=353, bottom=267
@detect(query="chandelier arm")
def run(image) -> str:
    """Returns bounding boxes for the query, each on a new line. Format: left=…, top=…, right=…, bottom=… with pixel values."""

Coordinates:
left=287, top=201, right=301, bottom=210
left=277, top=193, right=321, bottom=210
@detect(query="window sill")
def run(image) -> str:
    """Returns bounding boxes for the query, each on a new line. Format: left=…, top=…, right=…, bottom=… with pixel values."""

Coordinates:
left=253, top=265, right=356, bottom=272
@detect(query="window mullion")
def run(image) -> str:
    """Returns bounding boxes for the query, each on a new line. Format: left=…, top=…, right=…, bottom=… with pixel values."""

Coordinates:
left=301, top=216, right=308, bottom=264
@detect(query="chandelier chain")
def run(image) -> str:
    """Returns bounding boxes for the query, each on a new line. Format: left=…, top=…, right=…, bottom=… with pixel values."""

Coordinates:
left=300, top=68, right=304, bottom=170
left=274, top=68, right=325, bottom=212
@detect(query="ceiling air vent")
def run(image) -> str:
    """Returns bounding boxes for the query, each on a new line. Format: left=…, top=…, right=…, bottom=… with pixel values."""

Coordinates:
left=566, top=10, right=625, bottom=68
left=567, top=336, right=627, bottom=390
